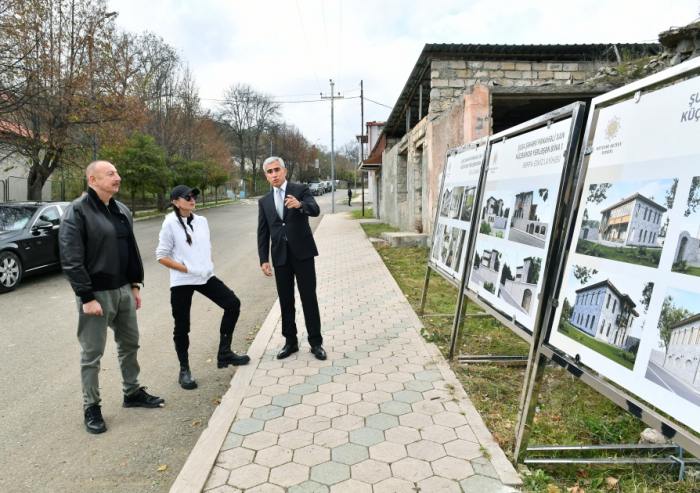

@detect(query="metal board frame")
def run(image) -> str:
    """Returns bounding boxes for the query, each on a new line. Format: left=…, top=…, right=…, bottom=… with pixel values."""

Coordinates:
left=457, top=102, right=588, bottom=349
left=514, top=57, right=700, bottom=463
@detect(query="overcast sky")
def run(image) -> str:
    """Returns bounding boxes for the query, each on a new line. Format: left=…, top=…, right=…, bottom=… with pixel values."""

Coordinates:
left=108, top=0, right=699, bottom=152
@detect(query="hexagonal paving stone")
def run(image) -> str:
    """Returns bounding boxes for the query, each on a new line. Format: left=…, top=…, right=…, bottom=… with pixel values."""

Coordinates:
left=203, top=465, right=229, bottom=491
left=290, top=383, right=318, bottom=396
left=349, top=427, right=384, bottom=447
left=406, top=440, right=446, bottom=461
left=216, top=446, right=255, bottom=470
left=227, top=463, right=269, bottom=489
left=379, top=401, right=412, bottom=417
left=242, top=394, right=273, bottom=408
left=362, top=390, right=392, bottom=404
left=310, top=461, right=350, bottom=486
left=320, top=365, right=346, bottom=376
left=459, top=475, right=513, bottom=493
left=444, top=439, right=483, bottom=460
left=412, top=400, right=445, bottom=415
left=294, top=366, right=320, bottom=376
left=421, top=424, right=458, bottom=444
left=432, top=411, right=468, bottom=428
left=365, top=413, right=399, bottom=431
left=331, top=414, right=364, bottom=432
left=314, top=428, right=349, bottom=448
left=368, top=441, right=407, bottom=463
left=318, top=382, right=346, bottom=394
left=299, top=415, right=332, bottom=433
left=221, top=432, right=244, bottom=451
left=403, top=379, right=433, bottom=392
left=267, top=367, right=294, bottom=378
left=328, top=478, right=372, bottom=493
left=316, top=402, right=347, bottom=418
left=264, top=416, right=298, bottom=434
left=384, top=426, right=421, bottom=445
left=332, top=373, right=360, bottom=385
left=252, top=405, right=285, bottom=421
left=261, top=384, right=291, bottom=397
left=346, top=365, right=372, bottom=376
left=302, top=392, right=332, bottom=407
left=332, top=391, right=361, bottom=406
left=246, top=484, right=284, bottom=493
left=343, top=351, right=369, bottom=360
left=331, top=442, right=369, bottom=465
left=372, top=477, right=416, bottom=493
left=346, top=381, right=375, bottom=394
left=269, top=461, right=310, bottom=488
left=255, top=445, right=293, bottom=468
left=288, top=480, right=329, bottom=493
left=414, top=370, right=442, bottom=382
left=251, top=376, right=278, bottom=387
left=278, top=429, right=314, bottom=449
left=431, top=456, right=474, bottom=480
left=356, top=344, right=379, bottom=353
left=386, top=372, right=414, bottom=384
left=305, top=374, right=333, bottom=385
left=350, top=458, right=391, bottom=484
left=230, top=418, right=265, bottom=436
left=417, top=475, right=461, bottom=492
left=285, top=404, right=316, bottom=420
left=348, top=401, right=379, bottom=418
left=360, top=373, right=387, bottom=383
left=293, top=444, right=331, bottom=467
left=390, top=457, right=433, bottom=482
left=243, top=431, right=279, bottom=451
left=272, top=393, right=303, bottom=408
left=455, top=424, right=478, bottom=443
left=392, top=390, right=423, bottom=404
left=375, top=380, right=404, bottom=393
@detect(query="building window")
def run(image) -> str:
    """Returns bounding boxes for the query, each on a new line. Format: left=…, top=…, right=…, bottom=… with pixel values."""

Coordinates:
left=612, top=300, right=617, bottom=313
left=590, top=316, right=596, bottom=329
left=586, top=315, right=590, bottom=327
left=599, top=319, right=605, bottom=334
left=696, top=329, right=700, bottom=344
left=606, top=323, right=611, bottom=336
left=606, top=294, right=611, bottom=308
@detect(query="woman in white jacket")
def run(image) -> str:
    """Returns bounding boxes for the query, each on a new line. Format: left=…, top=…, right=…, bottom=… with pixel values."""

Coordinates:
left=156, top=185, right=250, bottom=389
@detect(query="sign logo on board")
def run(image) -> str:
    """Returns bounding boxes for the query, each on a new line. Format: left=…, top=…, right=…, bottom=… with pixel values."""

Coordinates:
left=604, top=116, right=621, bottom=141
left=493, top=151, right=499, bottom=164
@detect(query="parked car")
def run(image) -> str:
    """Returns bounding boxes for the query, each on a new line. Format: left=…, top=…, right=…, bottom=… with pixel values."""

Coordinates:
left=309, top=183, right=323, bottom=196
left=0, top=201, right=70, bottom=293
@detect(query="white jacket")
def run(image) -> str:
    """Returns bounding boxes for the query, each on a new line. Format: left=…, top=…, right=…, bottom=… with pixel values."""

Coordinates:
left=156, top=212, right=214, bottom=287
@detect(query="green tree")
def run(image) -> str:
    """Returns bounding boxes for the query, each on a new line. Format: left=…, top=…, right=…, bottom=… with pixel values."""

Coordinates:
left=587, top=183, right=612, bottom=204
left=684, top=176, right=700, bottom=217
left=538, top=188, right=549, bottom=202
left=573, top=265, right=598, bottom=284
left=639, top=282, right=654, bottom=314
left=526, top=257, right=542, bottom=284
left=105, top=132, right=167, bottom=212
left=657, top=295, right=693, bottom=353
left=664, top=178, right=678, bottom=209
left=561, top=297, right=573, bottom=322
left=500, top=263, right=514, bottom=285
left=201, top=162, right=230, bottom=204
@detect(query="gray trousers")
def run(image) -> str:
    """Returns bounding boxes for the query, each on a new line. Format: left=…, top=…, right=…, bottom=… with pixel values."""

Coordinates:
left=76, top=285, right=141, bottom=409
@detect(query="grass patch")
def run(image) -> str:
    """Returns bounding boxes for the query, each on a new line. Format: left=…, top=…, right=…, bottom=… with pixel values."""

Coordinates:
left=672, top=261, right=700, bottom=278
left=350, top=208, right=374, bottom=219
left=576, top=239, right=661, bottom=268
left=558, top=321, right=636, bottom=370
left=359, top=221, right=398, bottom=238
left=370, top=242, right=697, bottom=492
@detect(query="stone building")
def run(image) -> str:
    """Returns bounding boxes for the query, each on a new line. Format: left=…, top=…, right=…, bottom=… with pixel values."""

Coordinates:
left=500, top=257, right=537, bottom=315
left=358, top=41, right=660, bottom=235
left=569, top=279, right=639, bottom=349
left=598, top=193, right=666, bottom=247
left=674, top=230, right=700, bottom=266
left=472, top=248, right=499, bottom=290
left=660, top=313, right=700, bottom=391
left=511, top=191, right=548, bottom=243
left=579, top=226, right=600, bottom=242
left=482, top=195, right=508, bottom=230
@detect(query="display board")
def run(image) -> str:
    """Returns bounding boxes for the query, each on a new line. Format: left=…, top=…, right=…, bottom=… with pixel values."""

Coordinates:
left=466, top=108, right=584, bottom=337
left=546, top=64, right=700, bottom=436
left=428, top=140, right=488, bottom=284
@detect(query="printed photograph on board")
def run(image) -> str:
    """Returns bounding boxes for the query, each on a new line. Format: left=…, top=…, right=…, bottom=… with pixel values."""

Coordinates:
left=556, top=266, right=653, bottom=370
left=507, top=188, right=554, bottom=249
left=671, top=176, right=700, bottom=277
left=575, top=178, right=678, bottom=268
left=498, top=250, right=542, bottom=316
left=432, top=224, right=445, bottom=261
left=440, top=225, right=457, bottom=267
left=449, top=186, right=464, bottom=220
left=645, top=286, right=700, bottom=408
left=472, top=243, right=502, bottom=294
left=451, top=228, right=466, bottom=271
left=479, top=190, right=512, bottom=239
left=460, top=186, right=477, bottom=222
left=439, top=187, right=453, bottom=218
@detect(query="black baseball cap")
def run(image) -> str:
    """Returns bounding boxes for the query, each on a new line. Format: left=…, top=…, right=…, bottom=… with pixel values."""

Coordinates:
left=169, top=185, right=200, bottom=201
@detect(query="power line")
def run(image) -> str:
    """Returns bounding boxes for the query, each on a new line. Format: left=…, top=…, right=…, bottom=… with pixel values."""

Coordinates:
left=295, top=0, right=322, bottom=93
left=200, top=95, right=361, bottom=104
left=364, top=97, right=392, bottom=109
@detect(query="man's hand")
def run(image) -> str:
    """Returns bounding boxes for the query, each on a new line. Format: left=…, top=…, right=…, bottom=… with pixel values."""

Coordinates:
left=261, top=262, right=273, bottom=277
left=132, top=287, right=142, bottom=310
left=83, top=300, right=103, bottom=316
left=284, top=195, right=302, bottom=209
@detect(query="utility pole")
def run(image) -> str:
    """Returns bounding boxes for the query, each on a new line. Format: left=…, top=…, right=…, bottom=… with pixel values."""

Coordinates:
left=360, top=80, right=365, bottom=217
left=321, top=80, right=343, bottom=213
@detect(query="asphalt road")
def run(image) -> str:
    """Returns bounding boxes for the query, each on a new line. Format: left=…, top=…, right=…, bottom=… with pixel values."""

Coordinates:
left=645, top=360, right=700, bottom=407
left=507, top=227, right=546, bottom=249
left=0, top=189, right=365, bottom=492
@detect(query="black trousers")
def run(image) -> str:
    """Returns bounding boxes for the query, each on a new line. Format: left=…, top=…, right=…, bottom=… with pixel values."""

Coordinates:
left=170, top=276, right=241, bottom=367
left=275, top=243, right=323, bottom=347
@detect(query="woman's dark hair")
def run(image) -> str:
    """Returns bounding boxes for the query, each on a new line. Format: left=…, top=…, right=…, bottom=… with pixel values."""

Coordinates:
left=173, top=204, right=193, bottom=245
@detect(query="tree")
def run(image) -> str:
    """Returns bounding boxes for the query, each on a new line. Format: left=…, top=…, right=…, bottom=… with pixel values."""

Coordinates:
left=664, top=178, right=678, bottom=209
left=657, top=295, right=693, bottom=353
left=561, top=297, right=573, bottom=322
left=474, top=252, right=481, bottom=267
left=639, top=282, right=654, bottom=314
left=659, top=216, right=670, bottom=237
left=526, top=257, right=542, bottom=284
left=538, top=188, right=549, bottom=202
left=500, top=263, right=514, bottom=285
left=201, top=161, right=229, bottom=203
left=573, top=265, right=598, bottom=284
left=103, top=132, right=166, bottom=212
left=587, top=183, right=612, bottom=204
left=493, top=251, right=501, bottom=272
left=582, top=208, right=589, bottom=226
left=685, top=176, right=700, bottom=217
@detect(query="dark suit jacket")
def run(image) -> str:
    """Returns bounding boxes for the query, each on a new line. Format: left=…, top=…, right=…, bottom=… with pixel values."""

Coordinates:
left=258, top=181, right=320, bottom=267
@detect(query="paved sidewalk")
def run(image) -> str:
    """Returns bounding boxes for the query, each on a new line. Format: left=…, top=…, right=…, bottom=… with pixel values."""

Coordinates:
left=177, top=213, right=522, bottom=492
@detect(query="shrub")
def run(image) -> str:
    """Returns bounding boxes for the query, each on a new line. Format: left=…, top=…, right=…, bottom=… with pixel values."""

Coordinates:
left=483, top=281, right=495, bottom=294
left=480, top=221, right=492, bottom=235
left=495, top=230, right=505, bottom=239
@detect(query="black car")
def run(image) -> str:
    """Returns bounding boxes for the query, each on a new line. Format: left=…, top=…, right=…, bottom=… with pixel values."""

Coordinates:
left=0, top=201, right=70, bottom=293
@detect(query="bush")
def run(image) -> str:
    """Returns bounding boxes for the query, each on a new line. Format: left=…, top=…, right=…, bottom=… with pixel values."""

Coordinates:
left=650, top=250, right=661, bottom=263
left=483, top=281, right=495, bottom=294
left=480, top=221, right=492, bottom=235
left=495, top=230, right=505, bottom=239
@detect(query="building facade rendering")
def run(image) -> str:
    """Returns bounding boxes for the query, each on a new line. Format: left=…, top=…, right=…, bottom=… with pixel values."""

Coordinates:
left=598, top=193, right=666, bottom=247
left=569, top=279, right=639, bottom=349
left=660, top=313, right=700, bottom=391
left=500, top=257, right=537, bottom=314
left=482, top=196, right=508, bottom=229
left=511, top=191, right=548, bottom=240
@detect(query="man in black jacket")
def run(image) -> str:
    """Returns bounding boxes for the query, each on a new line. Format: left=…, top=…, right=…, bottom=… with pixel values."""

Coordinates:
left=59, top=161, right=164, bottom=435
left=258, top=157, right=326, bottom=360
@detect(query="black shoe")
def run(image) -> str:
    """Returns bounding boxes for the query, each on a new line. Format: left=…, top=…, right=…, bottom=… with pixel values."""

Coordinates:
left=123, top=387, right=165, bottom=408
left=178, top=367, right=198, bottom=390
left=277, top=344, right=299, bottom=359
left=310, top=346, right=327, bottom=360
left=217, top=351, right=250, bottom=368
left=84, top=405, right=107, bottom=434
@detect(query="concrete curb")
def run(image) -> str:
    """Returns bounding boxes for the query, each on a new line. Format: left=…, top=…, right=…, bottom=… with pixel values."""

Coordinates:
left=133, top=201, right=248, bottom=223
left=169, top=298, right=281, bottom=493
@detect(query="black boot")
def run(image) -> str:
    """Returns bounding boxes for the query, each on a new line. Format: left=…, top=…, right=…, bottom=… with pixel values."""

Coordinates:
left=178, top=366, right=198, bottom=390
left=217, top=329, right=250, bottom=368
left=84, top=405, right=107, bottom=434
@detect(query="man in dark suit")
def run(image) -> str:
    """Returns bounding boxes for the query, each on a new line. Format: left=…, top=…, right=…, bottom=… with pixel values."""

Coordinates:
left=258, top=157, right=326, bottom=360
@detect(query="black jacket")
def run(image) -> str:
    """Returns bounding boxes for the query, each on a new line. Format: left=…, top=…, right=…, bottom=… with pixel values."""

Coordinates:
left=59, top=188, right=144, bottom=303
left=257, top=182, right=320, bottom=267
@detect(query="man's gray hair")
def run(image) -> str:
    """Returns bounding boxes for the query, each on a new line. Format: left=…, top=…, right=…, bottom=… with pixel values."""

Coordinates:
left=263, top=156, right=285, bottom=170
